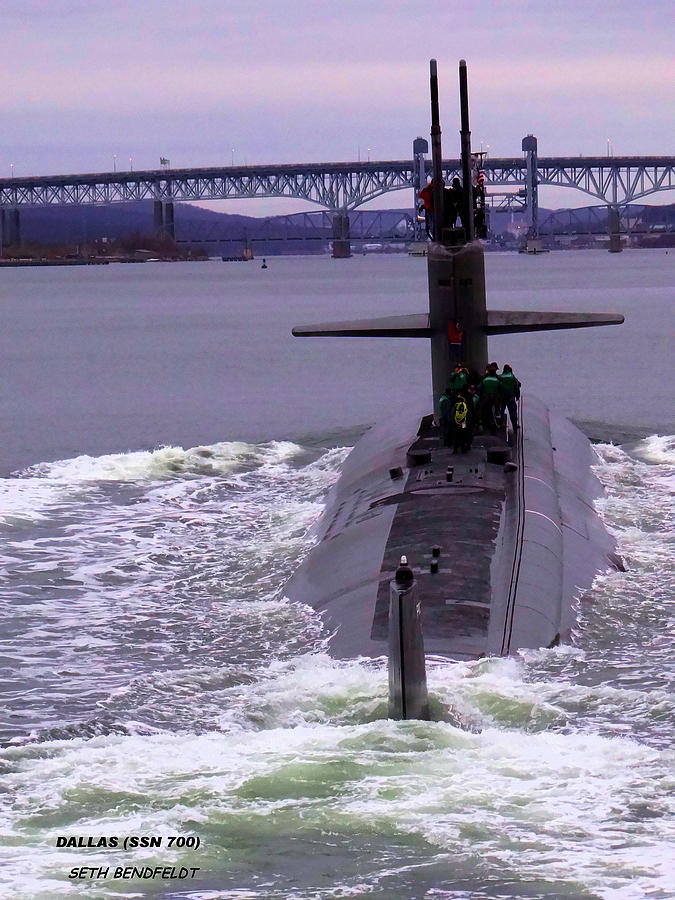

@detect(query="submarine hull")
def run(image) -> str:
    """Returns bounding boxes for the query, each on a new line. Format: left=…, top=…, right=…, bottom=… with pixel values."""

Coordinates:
left=283, top=396, right=618, bottom=660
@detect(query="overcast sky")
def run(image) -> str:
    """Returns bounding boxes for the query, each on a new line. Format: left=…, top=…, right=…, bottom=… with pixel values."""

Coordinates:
left=2, top=0, right=673, bottom=213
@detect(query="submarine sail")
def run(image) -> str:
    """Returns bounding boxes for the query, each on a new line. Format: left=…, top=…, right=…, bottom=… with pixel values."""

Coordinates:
left=284, top=60, right=624, bottom=690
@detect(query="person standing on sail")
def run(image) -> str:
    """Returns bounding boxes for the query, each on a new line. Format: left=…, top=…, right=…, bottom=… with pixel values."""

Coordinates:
left=418, top=181, right=434, bottom=238
left=445, top=176, right=465, bottom=229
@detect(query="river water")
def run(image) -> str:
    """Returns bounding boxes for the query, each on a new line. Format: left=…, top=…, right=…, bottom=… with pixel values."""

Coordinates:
left=0, top=251, right=673, bottom=899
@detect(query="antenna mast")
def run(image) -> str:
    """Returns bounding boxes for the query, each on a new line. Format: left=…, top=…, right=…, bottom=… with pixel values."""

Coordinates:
left=429, top=60, right=444, bottom=241
left=459, top=60, right=475, bottom=242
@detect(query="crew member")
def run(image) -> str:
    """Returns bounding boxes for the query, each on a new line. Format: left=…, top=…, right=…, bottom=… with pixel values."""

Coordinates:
left=467, top=384, right=481, bottom=421
left=418, top=181, right=434, bottom=238
left=500, top=364, right=521, bottom=430
left=480, top=366, right=502, bottom=435
left=438, top=385, right=454, bottom=447
left=445, top=176, right=465, bottom=229
left=447, top=363, right=468, bottom=396
left=474, top=168, right=487, bottom=238
left=447, top=322, right=463, bottom=363
left=450, top=392, right=474, bottom=454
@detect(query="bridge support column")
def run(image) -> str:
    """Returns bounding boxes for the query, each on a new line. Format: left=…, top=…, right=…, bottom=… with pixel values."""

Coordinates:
left=608, top=205, right=622, bottom=253
left=165, top=202, right=175, bottom=240
left=332, top=213, right=351, bottom=258
left=153, top=200, right=164, bottom=237
left=4, top=208, right=22, bottom=248
left=522, top=135, right=538, bottom=238
left=153, top=200, right=164, bottom=236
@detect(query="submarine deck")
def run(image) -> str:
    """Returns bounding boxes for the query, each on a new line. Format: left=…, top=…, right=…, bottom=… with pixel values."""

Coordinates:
left=284, top=394, right=616, bottom=661
left=284, top=404, right=518, bottom=662
left=370, top=423, right=512, bottom=660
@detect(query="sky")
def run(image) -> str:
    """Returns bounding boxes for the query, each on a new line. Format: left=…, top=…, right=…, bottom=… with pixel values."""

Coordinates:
left=2, top=0, right=673, bottom=214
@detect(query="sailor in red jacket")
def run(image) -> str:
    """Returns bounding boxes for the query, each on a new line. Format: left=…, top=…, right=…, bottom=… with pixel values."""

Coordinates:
left=418, top=181, right=434, bottom=238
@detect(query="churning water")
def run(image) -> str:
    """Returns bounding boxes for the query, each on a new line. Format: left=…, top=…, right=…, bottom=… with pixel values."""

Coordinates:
left=0, top=252, right=673, bottom=898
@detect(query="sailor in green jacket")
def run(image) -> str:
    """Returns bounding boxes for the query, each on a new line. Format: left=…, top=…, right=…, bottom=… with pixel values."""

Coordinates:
left=480, top=368, right=502, bottom=434
left=438, top=387, right=454, bottom=447
left=447, top=363, right=469, bottom=396
left=500, top=363, right=521, bottom=429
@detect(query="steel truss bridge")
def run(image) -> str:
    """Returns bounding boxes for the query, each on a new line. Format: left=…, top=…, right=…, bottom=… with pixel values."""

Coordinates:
left=179, top=204, right=672, bottom=248
left=1, top=149, right=672, bottom=250
left=178, top=209, right=415, bottom=246
left=0, top=156, right=672, bottom=212
left=537, top=204, right=674, bottom=236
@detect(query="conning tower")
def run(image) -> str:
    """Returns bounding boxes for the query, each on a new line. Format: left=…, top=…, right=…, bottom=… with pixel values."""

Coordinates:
left=294, top=60, right=622, bottom=412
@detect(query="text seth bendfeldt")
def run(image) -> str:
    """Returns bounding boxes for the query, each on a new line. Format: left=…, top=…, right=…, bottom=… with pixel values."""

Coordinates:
left=69, top=866, right=199, bottom=881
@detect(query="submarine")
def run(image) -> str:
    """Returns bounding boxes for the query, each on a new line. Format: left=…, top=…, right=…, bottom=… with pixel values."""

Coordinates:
left=284, top=61, right=624, bottom=718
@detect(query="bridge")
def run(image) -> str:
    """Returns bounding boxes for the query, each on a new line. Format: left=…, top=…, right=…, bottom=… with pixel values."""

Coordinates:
left=177, top=204, right=673, bottom=251
left=0, top=138, right=672, bottom=250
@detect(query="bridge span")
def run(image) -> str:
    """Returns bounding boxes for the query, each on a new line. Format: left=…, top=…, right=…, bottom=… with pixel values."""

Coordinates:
left=0, top=147, right=672, bottom=249
left=0, top=155, right=672, bottom=210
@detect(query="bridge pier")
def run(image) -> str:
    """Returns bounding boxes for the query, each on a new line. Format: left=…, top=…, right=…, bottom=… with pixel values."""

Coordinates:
left=1, top=208, right=22, bottom=249
left=153, top=200, right=176, bottom=240
left=153, top=200, right=164, bottom=236
left=608, top=205, right=622, bottom=253
left=332, top=213, right=351, bottom=258
left=522, top=135, right=538, bottom=238
left=165, top=202, right=175, bottom=240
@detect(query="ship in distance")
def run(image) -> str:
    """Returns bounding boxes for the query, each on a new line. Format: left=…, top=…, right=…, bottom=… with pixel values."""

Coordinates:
left=284, top=60, right=625, bottom=718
